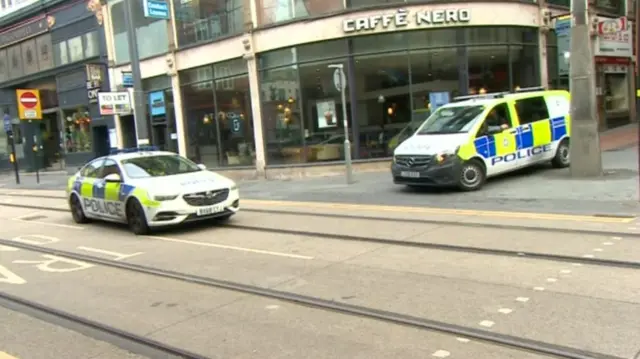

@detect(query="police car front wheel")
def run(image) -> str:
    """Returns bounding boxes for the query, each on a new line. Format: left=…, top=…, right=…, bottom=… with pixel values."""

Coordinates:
left=458, top=160, right=486, bottom=191
left=126, top=199, right=150, bottom=235
left=70, top=195, right=90, bottom=224
left=552, top=139, right=570, bottom=168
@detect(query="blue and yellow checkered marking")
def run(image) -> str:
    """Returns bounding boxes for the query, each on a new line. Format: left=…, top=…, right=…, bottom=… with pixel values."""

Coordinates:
left=474, top=136, right=496, bottom=159
left=550, top=116, right=567, bottom=141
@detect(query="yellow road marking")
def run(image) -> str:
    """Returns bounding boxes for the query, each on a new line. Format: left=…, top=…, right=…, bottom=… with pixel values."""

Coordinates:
left=243, top=199, right=635, bottom=223
left=0, top=352, right=20, bottom=359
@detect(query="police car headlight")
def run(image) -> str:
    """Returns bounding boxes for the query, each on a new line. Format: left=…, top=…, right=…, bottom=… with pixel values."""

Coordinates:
left=435, top=147, right=460, bottom=164
left=154, top=194, right=179, bottom=201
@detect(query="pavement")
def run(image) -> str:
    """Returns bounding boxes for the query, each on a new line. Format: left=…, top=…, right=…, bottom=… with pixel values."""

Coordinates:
left=0, top=198, right=639, bottom=358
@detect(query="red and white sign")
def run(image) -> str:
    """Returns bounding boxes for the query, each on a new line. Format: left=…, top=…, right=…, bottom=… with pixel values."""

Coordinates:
left=595, top=16, right=633, bottom=58
left=19, top=91, right=38, bottom=109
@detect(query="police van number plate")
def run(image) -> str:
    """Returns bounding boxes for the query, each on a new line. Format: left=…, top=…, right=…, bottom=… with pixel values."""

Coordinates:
left=400, top=171, right=420, bottom=178
left=196, top=205, right=224, bottom=216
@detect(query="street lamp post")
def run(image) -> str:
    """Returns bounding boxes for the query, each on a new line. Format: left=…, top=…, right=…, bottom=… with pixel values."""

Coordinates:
left=123, top=0, right=149, bottom=145
left=568, top=0, right=602, bottom=177
left=328, top=64, right=354, bottom=184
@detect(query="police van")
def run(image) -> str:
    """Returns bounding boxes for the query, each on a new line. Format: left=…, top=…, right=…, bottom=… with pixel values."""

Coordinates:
left=66, top=147, right=240, bottom=234
left=391, top=87, right=571, bottom=191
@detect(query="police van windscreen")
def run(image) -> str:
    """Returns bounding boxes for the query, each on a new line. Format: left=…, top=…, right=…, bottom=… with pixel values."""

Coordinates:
left=121, top=155, right=202, bottom=178
left=417, top=105, right=485, bottom=135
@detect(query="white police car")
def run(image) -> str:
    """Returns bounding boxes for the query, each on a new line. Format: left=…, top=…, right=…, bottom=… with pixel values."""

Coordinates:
left=66, top=146, right=240, bottom=234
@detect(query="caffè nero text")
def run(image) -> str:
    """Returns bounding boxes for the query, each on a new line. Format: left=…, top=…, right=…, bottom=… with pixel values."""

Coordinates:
left=343, top=8, right=471, bottom=33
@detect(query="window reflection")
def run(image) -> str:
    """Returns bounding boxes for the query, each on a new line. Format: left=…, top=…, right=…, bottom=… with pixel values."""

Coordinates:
left=173, top=0, right=244, bottom=47
left=468, top=46, right=509, bottom=94
left=255, top=0, right=343, bottom=26
left=109, top=0, right=168, bottom=63
left=181, top=59, right=254, bottom=168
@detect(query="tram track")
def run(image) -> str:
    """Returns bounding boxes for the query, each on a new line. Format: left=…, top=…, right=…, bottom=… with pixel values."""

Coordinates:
left=0, top=238, right=625, bottom=359
left=0, top=201, right=639, bottom=270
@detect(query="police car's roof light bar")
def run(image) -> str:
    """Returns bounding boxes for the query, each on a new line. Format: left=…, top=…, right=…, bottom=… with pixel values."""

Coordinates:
left=110, top=145, right=159, bottom=155
left=513, top=86, right=545, bottom=93
left=452, top=92, right=508, bottom=102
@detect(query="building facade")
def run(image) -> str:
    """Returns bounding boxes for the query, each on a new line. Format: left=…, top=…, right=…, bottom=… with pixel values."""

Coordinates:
left=0, top=0, right=110, bottom=172
left=100, top=0, right=635, bottom=176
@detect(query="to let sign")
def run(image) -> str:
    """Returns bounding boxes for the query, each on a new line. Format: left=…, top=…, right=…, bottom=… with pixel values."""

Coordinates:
left=98, top=92, right=132, bottom=116
left=16, top=89, right=42, bottom=120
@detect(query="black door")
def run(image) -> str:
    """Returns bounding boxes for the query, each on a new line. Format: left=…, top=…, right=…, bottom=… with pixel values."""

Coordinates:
left=152, top=124, right=168, bottom=151
left=93, top=125, right=110, bottom=157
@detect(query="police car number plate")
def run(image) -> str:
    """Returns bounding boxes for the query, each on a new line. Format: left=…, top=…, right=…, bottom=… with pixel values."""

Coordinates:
left=400, top=171, right=420, bottom=178
left=196, top=205, right=224, bottom=216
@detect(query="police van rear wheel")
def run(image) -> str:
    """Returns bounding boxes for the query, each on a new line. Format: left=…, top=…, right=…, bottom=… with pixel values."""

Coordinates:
left=458, top=160, right=486, bottom=192
left=70, top=195, right=90, bottom=224
left=552, top=139, right=570, bottom=168
left=126, top=199, right=150, bottom=235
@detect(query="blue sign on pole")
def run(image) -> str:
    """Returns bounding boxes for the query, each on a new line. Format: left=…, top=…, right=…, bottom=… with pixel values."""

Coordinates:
left=122, top=72, right=133, bottom=88
left=3, top=114, right=11, bottom=133
left=149, top=91, right=166, bottom=117
left=143, top=0, right=170, bottom=19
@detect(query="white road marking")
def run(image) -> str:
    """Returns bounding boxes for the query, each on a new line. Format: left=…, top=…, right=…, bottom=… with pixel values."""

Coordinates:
left=515, top=297, right=530, bottom=303
left=593, top=248, right=603, bottom=252
left=432, top=350, right=451, bottom=358
left=533, top=287, right=545, bottom=291
left=582, top=254, right=595, bottom=258
left=628, top=227, right=636, bottom=230
left=146, top=236, right=314, bottom=260
left=11, top=218, right=84, bottom=230
left=602, top=242, right=613, bottom=246
left=77, top=246, right=144, bottom=261
left=13, top=254, right=94, bottom=273
left=612, top=236, right=622, bottom=240
left=560, top=269, right=572, bottom=274
left=11, top=235, right=59, bottom=246
left=479, top=320, right=495, bottom=328
left=456, top=338, right=470, bottom=343
left=0, top=197, right=11, bottom=203
left=265, top=305, right=280, bottom=310
left=12, top=212, right=42, bottom=220
left=498, top=308, right=513, bottom=314
left=546, top=278, right=558, bottom=283
left=0, top=265, right=26, bottom=284
left=0, top=245, right=18, bottom=252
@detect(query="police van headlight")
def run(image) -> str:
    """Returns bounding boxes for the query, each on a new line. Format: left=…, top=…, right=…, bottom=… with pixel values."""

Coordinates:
left=154, top=194, right=179, bottom=201
left=435, top=147, right=459, bottom=164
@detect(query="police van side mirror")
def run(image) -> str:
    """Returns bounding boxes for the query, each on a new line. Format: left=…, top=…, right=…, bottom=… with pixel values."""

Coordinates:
left=104, top=173, right=121, bottom=183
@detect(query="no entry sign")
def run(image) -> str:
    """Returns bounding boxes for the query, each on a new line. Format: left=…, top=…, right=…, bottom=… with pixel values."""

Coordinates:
left=16, top=89, right=42, bottom=120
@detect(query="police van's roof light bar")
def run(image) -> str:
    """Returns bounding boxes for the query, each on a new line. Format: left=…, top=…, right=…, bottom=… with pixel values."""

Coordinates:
left=513, top=86, right=545, bottom=93
left=452, top=92, right=508, bottom=102
left=110, top=145, right=159, bottom=155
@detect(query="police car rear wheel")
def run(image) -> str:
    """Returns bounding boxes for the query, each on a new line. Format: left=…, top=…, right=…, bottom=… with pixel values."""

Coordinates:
left=552, top=139, right=570, bottom=168
left=458, top=160, right=485, bottom=191
left=126, top=199, right=150, bottom=235
left=70, top=195, right=89, bottom=224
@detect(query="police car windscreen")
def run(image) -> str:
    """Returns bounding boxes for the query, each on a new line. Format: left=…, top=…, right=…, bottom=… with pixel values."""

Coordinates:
left=121, top=155, right=202, bottom=178
left=417, top=105, right=484, bottom=135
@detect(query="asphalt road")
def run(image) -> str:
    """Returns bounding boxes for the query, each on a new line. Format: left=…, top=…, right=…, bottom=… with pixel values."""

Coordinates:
left=0, top=147, right=638, bottom=216
left=0, top=198, right=639, bottom=358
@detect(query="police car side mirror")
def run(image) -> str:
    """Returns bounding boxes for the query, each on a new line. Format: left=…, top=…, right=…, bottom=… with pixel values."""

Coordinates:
left=197, top=164, right=207, bottom=170
left=104, top=173, right=121, bottom=183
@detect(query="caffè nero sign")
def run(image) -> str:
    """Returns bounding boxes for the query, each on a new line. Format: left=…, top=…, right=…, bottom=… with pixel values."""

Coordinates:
left=343, top=8, right=471, bottom=33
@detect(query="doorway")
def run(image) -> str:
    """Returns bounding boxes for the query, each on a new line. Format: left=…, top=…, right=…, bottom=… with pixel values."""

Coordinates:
left=152, top=123, right=168, bottom=151
left=93, top=125, right=110, bottom=157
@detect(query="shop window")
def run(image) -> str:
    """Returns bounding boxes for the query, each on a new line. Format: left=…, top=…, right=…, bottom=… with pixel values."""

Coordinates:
left=604, top=73, right=629, bottom=113
left=467, top=46, right=510, bottom=94
left=353, top=51, right=410, bottom=159
left=348, top=0, right=399, bottom=8
left=409, top=47, right=460, bottom=112
left=547, top=0, right=569, bottom=6
left=54, top=41, right=69, bottom=66
left=508, top=27, right=539, bottom=45
left=64, top=107, right=92, bottom=153
left=258, top=48, right=298, bottom=69
left=83, top=31, right=99, bottom=58
left=407, top=29, right=459, bottom=49
left=352, top=32, right=408, bottom=55
left=214, top=58, right=248, bottom=78
left=595, top=0, right=624, bottom=16
left=259, top=66, right=303, bottom=165
left=109, top=0, right=168, bottom=63
left=256, top=0, right=343, bottom=26
left=466, top=27, right=509, bottom=45
left=68, top=35, right=84, bottom=63
left=509, top=45, right=540, bottom=90
left=296, top=39, right=348, bottom=64
left=172, top=0, right=244, bottom=47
